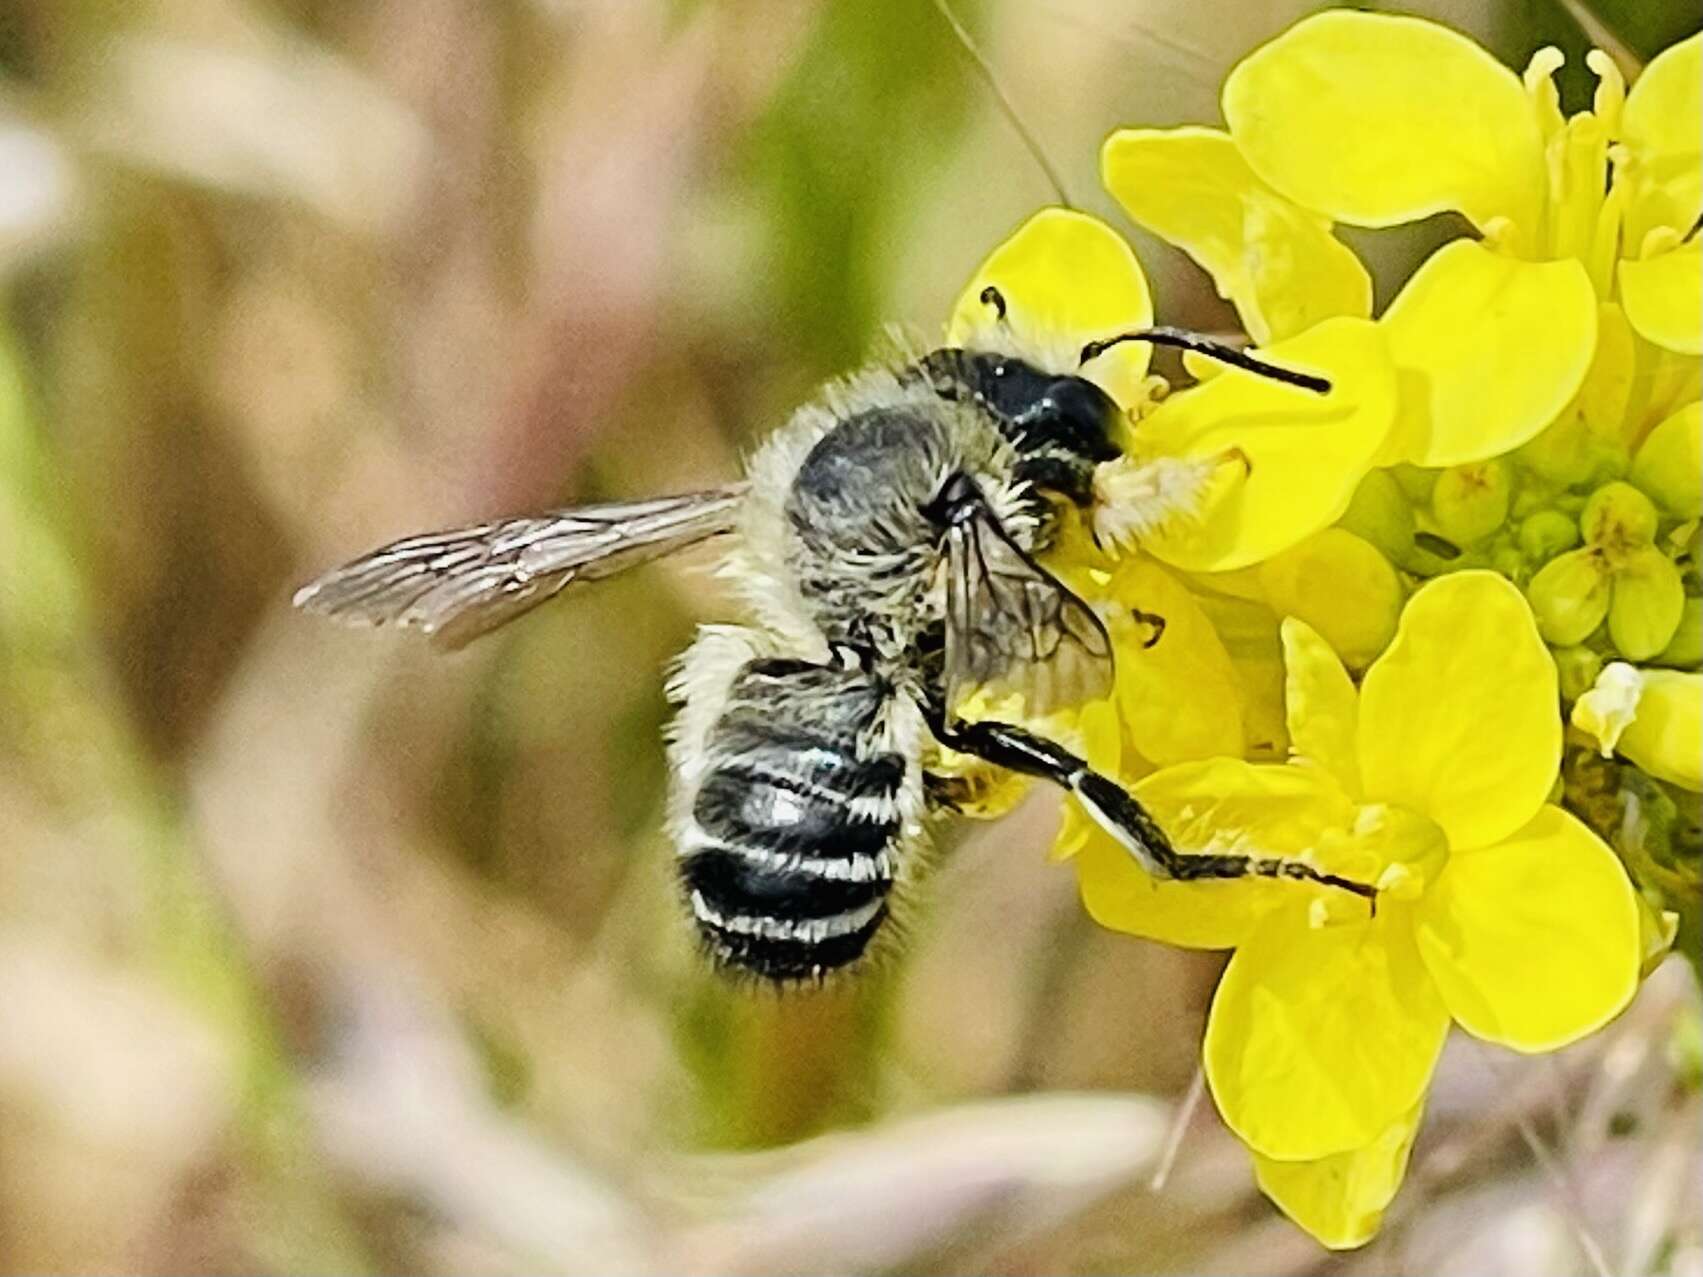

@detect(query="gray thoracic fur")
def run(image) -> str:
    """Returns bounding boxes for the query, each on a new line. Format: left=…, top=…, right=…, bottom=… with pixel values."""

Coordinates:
left=728, top=362, right=1040, bottom=686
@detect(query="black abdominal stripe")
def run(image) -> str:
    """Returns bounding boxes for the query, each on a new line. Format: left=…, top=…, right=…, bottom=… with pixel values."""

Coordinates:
left=679, top=663, right=906, bottom=981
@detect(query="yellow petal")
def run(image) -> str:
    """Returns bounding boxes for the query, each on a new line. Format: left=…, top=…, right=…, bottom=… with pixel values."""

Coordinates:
left=1623, top=34, right=1702, bottom=168
left=1380, top=240, right=1598, bottom=467
left=1576, top=663, right=1703, bottom=791
left=1620, top=669, right=1702, bottom=790
left=947, top=207, right=1154, bottom=407
left=1101, top=126, right=1371, bottom=345
left=1278, top=616, right=1360, bottom=795
left=1261, top=528, right=1403, bottom=670
left=1139, top=317, right=1398, bottom=572
left=1101, top=558, right=1245, bottom=766
left=1359, top=573, right=1560, bottom=850
left=1415, top=805, right=1640, bottom=1051
left=1190, top=583, right=1290, bottom=760
left=1631, top=401, right=1703, bottom=518
left=1578, top=304, right=1637, bottom=442
left=1620, top=34, right=1703, bottom=249
left=1222, top=10, right=1546, bottom=240
left=1253, top=1103, right=1424, bottom=1250
left=1620, top=242, right=1703, bottom=357
left=1205, top=904, right=1449, bottom=1160
left=1075, top=758, right=1359, bottom=948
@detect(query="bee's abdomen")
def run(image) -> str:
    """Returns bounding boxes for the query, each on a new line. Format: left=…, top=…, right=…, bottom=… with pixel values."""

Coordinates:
left=682, top=704, right=905, bottom=981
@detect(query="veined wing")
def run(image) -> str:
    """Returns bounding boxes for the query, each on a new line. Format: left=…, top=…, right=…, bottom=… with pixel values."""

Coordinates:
left=942, top=498, right=1114, bottom=719
left=294, top=485, right=746, bottom=649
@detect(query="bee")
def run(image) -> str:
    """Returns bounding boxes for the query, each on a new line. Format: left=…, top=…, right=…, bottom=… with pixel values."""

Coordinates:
left=295, top=294, right=1372, bottom=982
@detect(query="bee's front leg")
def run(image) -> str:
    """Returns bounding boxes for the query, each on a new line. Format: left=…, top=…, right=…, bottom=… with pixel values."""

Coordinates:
left=930, top=715, right=1377, bottom=908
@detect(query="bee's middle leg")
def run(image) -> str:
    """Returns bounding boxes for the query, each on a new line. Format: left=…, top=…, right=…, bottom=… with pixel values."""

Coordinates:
left=931, top=717, right=1377, bottom=906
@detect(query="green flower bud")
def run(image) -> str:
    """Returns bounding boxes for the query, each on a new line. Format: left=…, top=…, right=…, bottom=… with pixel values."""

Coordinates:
left=1490, top=541, right=1525, bottom=580
left=1528, top=547, right=1612, bottom=645
left=1518, top=510, right=1581, bottom=563
left=1656, top=597, right=1703, bottom=668
left=1338, top=469, right=1416, bottom=562
left=1432, top=460, right=1513, bottom=546
left=1552, top=645, right=1605, bottom=702
left=1609, top=547, right=1686, bottom=661
left=1516, top=411, right=1597, bottom=487
left=1631, top=402, right=1702, bottom=520
left=1582, top=480, right=1659, bottom=555
left=1512, top=484, right=1553, bottom=520
left=1390, top=464, right=1438, bottom=505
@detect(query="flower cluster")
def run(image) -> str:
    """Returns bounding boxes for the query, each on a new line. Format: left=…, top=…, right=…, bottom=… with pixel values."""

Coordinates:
left=943, top=11, right=1699, bottom=1249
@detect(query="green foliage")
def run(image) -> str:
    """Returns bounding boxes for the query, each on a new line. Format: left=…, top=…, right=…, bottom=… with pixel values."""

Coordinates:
left=743, top=0, right=982, bottom=377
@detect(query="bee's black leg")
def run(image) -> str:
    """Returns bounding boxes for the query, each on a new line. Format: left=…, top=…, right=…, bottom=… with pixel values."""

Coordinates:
left=924, top=771, right=972, bottom=812
left=931, top=715, right=1377, bottom=906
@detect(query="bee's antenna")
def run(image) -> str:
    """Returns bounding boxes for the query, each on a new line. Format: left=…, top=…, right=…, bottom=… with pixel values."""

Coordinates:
left=932, top=0, right=1074, bottom=209
left=1079, top=327, right=1332, bottom=394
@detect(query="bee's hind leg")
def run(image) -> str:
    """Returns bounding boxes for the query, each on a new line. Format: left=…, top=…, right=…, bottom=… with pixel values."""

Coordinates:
left=930, top=716, right=1377, bottom=908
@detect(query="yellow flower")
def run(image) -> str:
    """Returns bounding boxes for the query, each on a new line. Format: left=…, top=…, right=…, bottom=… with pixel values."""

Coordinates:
left=949, top=207, right=1401, bottom=575
left=1078, top=573, right=1641, bottom=1246
left=1106, top=12, right=1703, bottom=472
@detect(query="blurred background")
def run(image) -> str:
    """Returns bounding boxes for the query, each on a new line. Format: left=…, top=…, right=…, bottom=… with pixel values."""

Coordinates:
left=0, top=0, right=1698, bottom=1272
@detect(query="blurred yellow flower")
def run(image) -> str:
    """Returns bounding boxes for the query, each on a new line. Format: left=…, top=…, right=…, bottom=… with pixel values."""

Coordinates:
left=1107, top=12, right=1702, bottom=473
left=1078, top=573, right=1641, bottom=1246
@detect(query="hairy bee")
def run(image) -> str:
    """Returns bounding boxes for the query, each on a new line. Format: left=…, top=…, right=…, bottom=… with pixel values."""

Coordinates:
left=296, top=297, right=1369, bottom=981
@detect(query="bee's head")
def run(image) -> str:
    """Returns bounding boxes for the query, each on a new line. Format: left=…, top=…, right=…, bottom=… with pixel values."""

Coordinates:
left=943, top=288, right=1330, bottom=501
left=1001, top=364, right=1126, bottom=464
left=942, top=351, right=1122, bottom=506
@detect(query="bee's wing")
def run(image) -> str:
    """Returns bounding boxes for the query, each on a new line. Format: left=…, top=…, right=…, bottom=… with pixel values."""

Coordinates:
left=943, top=505, right=1114, bottom=719
left=294, top=484, right=746, bottom=649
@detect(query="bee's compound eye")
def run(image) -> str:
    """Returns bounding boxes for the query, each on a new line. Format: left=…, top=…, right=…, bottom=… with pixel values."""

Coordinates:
left=1037, top=376, right=1123, bottom=462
